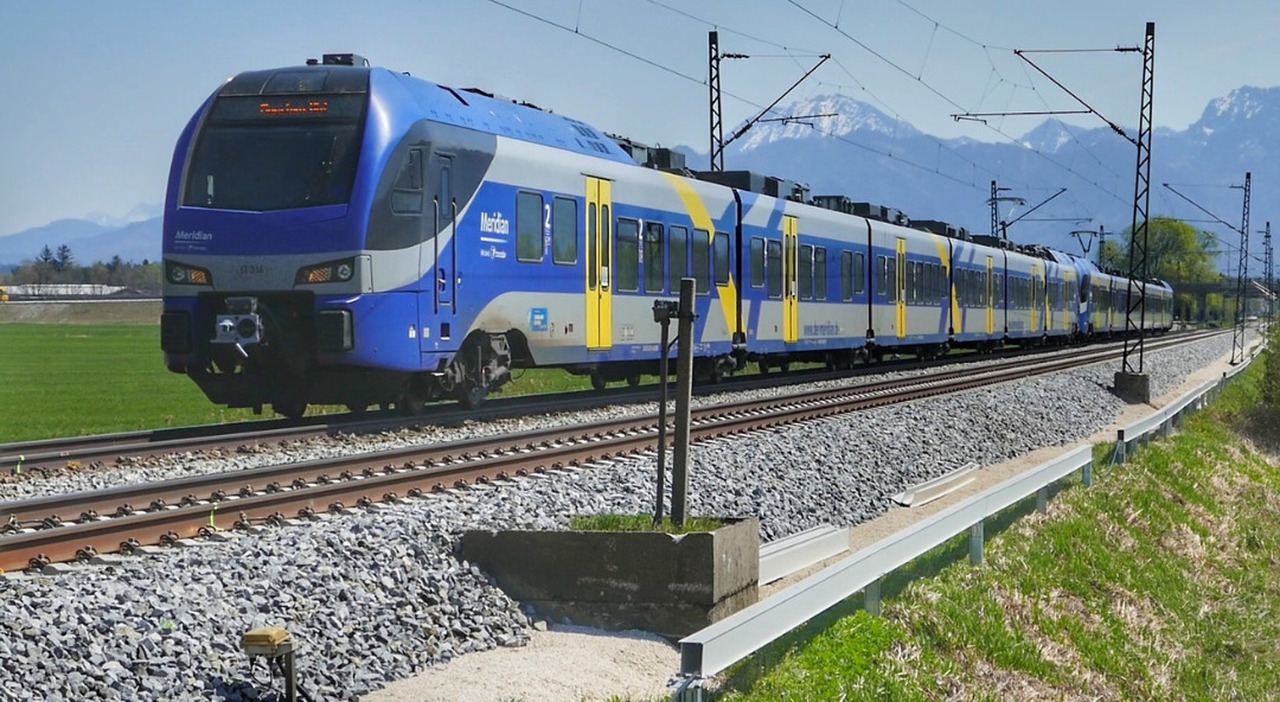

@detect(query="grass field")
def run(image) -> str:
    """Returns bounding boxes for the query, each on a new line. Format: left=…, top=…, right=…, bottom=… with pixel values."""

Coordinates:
left=713, top=358, right=1280, bottom=700
left=0, top=323, right=595, bottom=443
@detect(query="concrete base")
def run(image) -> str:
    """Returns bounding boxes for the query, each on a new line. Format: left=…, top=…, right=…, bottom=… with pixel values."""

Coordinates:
left=1114, top=371, right=1151, bottom=404
left=460, top=517, right=759, bottom=639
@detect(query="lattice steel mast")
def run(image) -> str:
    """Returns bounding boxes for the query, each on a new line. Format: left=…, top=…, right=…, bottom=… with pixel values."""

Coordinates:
left=1120, top=22, right=1155, bottom=379
left=1231, top=172, right=1251, bottom=364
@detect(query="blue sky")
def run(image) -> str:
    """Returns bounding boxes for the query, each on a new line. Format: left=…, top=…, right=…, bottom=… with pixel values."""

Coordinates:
left=2, top=0, right=1278, bottom=236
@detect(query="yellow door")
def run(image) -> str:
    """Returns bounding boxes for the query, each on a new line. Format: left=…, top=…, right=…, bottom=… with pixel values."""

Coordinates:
left=586, top=177, right=613, bottom=350
left=783, top=216, right=799, bottom=343
left=896, top=238, right=906, bottom=338
left=986, top=257, right=995, bottom=335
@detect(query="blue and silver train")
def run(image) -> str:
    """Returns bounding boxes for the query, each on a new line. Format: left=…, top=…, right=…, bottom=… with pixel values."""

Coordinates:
left=160, top=54, right=1173, bottom=417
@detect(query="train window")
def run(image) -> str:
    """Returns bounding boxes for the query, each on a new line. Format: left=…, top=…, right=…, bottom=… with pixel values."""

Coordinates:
left=914, top=261, right=924, bottom=304
left=887, top=257, right=897, bottom=303
left=714, top=232, right=730, bottom=287
left=615, top=218, right=639, bottom=292
left=601, top=205, right=611, bottom=279
left=814, top=247, right=827, bottom=300
left=841, top=251, right=853, bottom=301
left=767, top=240, right=782, bottom=298
left=854, top=252, right=865, bottom=294
left=516, top=191, right=544, bottom=263
left=391, top=148, right=424, bottom=215
left=552, top=196, right=577, bottom=265
left=905, top=259, right=914, bottom=304
left=692, top=228, right=711, bottom=296
left=798, top=244, right=813, bottom=300
left=644, top=222, right=665, bottom=293
left=588, top=204, right=598, bottom=290
left=669, top=226, right=689, bottom=293
left=876, top=255, right=887, bottom=297
left=751, top=238, right=766, bottom=289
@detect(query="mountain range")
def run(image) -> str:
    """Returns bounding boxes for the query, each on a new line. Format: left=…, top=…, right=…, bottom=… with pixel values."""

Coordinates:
left=2, top=86, right=1277, bottom=268
left=689, top=85, right=1280, bottom=258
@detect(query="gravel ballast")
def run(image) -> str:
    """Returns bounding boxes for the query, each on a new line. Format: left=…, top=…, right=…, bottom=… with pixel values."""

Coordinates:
left=0, top=333, right=1247, bottom=700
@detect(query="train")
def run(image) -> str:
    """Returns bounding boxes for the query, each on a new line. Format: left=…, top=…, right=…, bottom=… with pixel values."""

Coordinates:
left=160, top=53, right=1174, bottom=418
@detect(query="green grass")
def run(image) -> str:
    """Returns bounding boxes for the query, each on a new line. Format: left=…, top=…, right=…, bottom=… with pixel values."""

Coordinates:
left=569, top=513, right=724, bottom=534
left=714, top=359, right=1280, bottom=701
left=0, top=324, right=268, bottom=442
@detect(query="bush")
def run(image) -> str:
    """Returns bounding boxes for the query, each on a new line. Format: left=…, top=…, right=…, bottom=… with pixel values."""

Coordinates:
left=1262, top=324, right=1280, bottom=415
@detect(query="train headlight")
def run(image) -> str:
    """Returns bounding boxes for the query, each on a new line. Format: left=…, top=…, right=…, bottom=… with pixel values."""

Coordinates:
left=296, top=257, right=357, bottom=285
left=165, top=260, right=212, bottom=286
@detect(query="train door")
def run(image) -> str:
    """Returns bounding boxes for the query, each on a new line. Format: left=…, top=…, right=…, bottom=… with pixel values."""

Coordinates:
left=986, top=256, right=994, bottom=335
left=896, top=238, right=906, bottom=338
left=1030, top=263, right=1041, bottom=333
left=433, top=155, right=456, bottom=316
left=783, top=216, right=799, bottom=343
left=585, top=177, right=613, bottom=350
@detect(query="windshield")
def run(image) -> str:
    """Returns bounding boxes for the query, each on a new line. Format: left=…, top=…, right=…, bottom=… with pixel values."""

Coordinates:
left=183, top=94, right=365, bottom=212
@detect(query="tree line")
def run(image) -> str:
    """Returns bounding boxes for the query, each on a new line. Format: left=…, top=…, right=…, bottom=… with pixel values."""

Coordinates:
left=0, top=245, right=161, bottom=293
left=1090, top=217, right=1244, bottom=324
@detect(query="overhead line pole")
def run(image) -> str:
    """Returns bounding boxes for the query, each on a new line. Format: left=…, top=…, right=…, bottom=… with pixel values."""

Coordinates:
left=1115, top=22, right=1155, bottom=403
left=1266, top=222, right=1274, bottom=325
left=1231, top=172, right=1251, bottom=365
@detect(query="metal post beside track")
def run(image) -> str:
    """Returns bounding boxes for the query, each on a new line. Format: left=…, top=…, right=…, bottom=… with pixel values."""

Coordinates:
left=652, top=300, right=677, bottom=526
left=671, top=278, right=697, bottom=527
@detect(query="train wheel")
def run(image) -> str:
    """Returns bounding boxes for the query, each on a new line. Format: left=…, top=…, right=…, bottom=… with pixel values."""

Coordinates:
left=591, top=373, right=608, bottom=391
left=779, top=362, right=791, bottom=373
left=457, top=381, right=487, bottom=410
left=272, top=402, right=307, bottom=420
left=757, top=361, right=770, bottom=375
left=345, top=403, right=368, bottom=414
left=398, top=390, right=425, bottom=416
left=626, top=375, right=642, bottom=387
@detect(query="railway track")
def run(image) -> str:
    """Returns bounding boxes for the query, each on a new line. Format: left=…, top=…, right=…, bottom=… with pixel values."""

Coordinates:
left=0, top=330, right=1225, bottom=572
left=0, top=329, right=1218, bottom=478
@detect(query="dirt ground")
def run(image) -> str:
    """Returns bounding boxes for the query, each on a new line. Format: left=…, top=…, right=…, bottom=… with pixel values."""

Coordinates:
left=361, top=338, right=1253, bottom=702
left=0, top=299, right=160, bottom=325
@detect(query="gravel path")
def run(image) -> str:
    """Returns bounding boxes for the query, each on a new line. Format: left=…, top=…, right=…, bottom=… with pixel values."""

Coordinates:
left=0, top=333, right=1245, bottom=701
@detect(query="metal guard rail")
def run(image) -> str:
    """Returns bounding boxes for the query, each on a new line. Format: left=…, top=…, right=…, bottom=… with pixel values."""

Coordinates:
left=673, top=342, right=1264, bottom=698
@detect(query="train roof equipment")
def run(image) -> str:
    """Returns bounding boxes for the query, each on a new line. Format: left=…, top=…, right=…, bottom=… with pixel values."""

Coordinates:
left=694, top=170, right=809, bottom=202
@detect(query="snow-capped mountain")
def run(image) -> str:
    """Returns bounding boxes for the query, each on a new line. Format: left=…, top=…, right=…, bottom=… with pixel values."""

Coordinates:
left=709, top=85, right=1280, bottom=253
left=737, top=94, right=920, bottom=151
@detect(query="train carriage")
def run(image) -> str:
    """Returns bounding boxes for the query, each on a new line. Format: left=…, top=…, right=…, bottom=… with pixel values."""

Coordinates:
left=161, top=54, right=1177, bottom=416
left=949, top=237, right=1000, bottom=350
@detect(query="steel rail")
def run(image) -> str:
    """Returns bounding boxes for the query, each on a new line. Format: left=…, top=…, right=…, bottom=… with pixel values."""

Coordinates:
left=0, top=330, right=1217, bottom=476
left=0, top=330, right=1226, bottom=572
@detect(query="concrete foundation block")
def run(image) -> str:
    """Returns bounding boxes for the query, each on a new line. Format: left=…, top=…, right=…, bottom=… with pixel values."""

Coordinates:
left=1114, top=371, right=1151, bottom=404
left=461, top=516, right=760, bottom=639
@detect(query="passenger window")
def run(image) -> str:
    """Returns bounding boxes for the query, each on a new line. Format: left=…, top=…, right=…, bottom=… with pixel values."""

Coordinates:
left=798, top=244, right=813, bottom=300
left=391, top=148, right=424, bottom=215
left=669, top=226, right=689, bottom=292
left=516, top=191, right=544, bottom=262
left=841, top=251, right=853, bottom=301
left=750, top=238, right=765, bottom=289
left=644, top=222, right=664, bottom=293
left=714, top=232, right=730, bottom=287
left=905, top=258, right=915, bottom=304
left=766, top=240, right=782, bottom=298
left=692, top=229, right=710, bottom=295
left=876, top=255, right=886, bottom=296
left=615, top=218, right=639, bottom=292
left=887, top=257, right=897, bottom=303
left=854, top=252, right=865, bottom=294
left=552, top=197, right=577, bottom=265
left=815, top=247, right=827, bottom=301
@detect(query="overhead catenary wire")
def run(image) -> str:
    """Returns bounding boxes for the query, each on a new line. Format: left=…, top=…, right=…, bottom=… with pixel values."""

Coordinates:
left=485, top=0, right=992, bottom=190
left=782, top=0, right=1133, bottom=206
